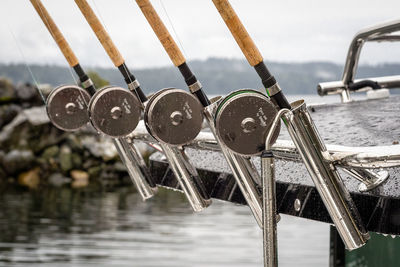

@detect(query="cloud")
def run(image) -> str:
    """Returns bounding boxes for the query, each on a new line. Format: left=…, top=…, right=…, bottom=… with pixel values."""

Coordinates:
left=1, top=0, right=399, bottom=68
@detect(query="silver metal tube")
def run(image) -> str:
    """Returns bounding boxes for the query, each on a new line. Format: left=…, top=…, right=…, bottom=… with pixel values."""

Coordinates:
left=134, top=106, right=211, bottom=211
left=159, top=143, right=211, bottom=212
left=262, top=155, right=278, bottom=267
left=113, top=138, right=157, bottom=200
left=283, top=100, right=369, bottom=250
left=318, top=20, right=400, bottom=101
left=343, top=20, right=400, bottom=85
left=261, top=109, right=288, bottom=267
left=343, top=168, right=389, bottom=193
left=318, top=75, right=400, bottom=96
left=122, top=125, right=212, bottom=211
left=204, top=99, right=263, bottom=227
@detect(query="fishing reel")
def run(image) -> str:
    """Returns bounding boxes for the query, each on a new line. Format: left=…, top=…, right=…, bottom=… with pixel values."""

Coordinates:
left=89, top=86, right=142, bottom=137
left=46, top=84, right=91, bottom=131
left=214, top=89, right=280, bottom=156
left=144, top=88, right=204, bottom=146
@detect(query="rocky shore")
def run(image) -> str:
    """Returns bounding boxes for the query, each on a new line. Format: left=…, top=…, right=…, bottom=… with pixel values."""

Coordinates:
left=0, top=78, right=152, bottom=190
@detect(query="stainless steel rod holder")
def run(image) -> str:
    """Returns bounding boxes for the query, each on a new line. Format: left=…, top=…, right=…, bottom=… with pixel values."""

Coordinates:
left=159, top=143, right=212, bottom=212
left=204, top=99, right=263, bottom=227
left=283, top=100, right=369, bottom=250
left=262, top=154, right=278, bottom=267
left=113, top=137, right=157, bottom=200
left=262, top=109, right=289, bottom=267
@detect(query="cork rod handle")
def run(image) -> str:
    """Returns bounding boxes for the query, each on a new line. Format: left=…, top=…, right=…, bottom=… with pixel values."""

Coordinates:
left=74, top=0, right=124, bottom=67
left=212, top=0, right=263, bottom=66
left=136, top=0, right=185, bottom=67
left=30, top=0, right=79, bottom=67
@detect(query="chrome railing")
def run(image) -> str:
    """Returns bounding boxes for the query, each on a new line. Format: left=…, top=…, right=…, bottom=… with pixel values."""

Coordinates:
left=318, top=75, right=400, bottom=97
left=318, top=20, right=400, bottom=102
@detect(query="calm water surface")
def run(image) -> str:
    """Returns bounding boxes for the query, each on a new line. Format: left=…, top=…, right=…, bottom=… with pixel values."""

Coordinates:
left=0, top=184, right=329, bottom=267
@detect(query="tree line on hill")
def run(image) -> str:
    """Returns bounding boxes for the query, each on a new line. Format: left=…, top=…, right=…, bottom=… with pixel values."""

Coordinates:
left=1, top=58, right=399, bottom=95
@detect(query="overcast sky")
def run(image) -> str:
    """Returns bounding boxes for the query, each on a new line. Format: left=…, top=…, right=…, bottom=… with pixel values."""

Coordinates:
left=1, top=0, right=400, bottom=69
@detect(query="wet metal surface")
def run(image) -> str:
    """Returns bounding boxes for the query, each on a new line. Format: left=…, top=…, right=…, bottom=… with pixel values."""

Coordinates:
left=304, top=95, right=400, bottom=147
left=149, top=96, right=400, bottom=235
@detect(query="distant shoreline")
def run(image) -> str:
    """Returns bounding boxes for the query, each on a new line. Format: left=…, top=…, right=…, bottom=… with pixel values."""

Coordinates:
left=1, top=58, right=399, bottom=95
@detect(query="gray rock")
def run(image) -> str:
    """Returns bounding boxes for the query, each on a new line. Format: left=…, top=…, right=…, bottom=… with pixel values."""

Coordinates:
left=22, top=106, right=49, bottom=126
left=113, top=161, right=127, bottom=172
left=41, top=145, right=59, bottom=160
left=83, top=158, right=101, bottom=169
left=0, top=106, right=56, bottom=152
left=0, top=151, right=6, bottom=179
left=0, top=104, right=21, bottom=129
left=0, top=150, right=5, bottom=165
left=59, top=146, right=72, bottom=173
left=16, top=83, right=43, bottom=106
left=65, top=135, right=83, bottom=151
left=88, top=165, right=102, bottom=178
left=0, top=166, right=6, bottom=180
left=3, top=150, right=35, bottom=174
left=0, top=78, right=17, bottom=103
left=81, top=135, right=118, bottom=161
left=0, top=112, right=26, bottom=146
left=71, top=153, right=82, bottom=168
left=48, top=173, right=71, bottom=187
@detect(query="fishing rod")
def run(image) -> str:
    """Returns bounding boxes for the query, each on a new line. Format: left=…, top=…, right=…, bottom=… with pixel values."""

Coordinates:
left=135, top=0, right=270, bottom=227
left=73, top=0, right=211, bottom=212
left=29, top=0, right=157, bottom=200
left=211, top=0, right=369, bottom=252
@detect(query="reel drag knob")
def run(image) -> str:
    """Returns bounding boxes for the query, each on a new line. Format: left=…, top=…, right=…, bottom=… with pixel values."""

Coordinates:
left=145, top=88, right=204, bottom=146
left=89, top=86, right=141, bottom=137
left=215, top=89, right=280, bottom=156
left=46, top=85, right=91, bottom=131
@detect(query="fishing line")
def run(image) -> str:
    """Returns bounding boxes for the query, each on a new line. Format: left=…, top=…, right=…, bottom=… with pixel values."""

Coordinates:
left=67, top=66, right=79, bottom=86
left=35, top=1, right=90, bottom=107
left=7, top=24, right=46, bottom=104
left=91, top=0, right=142, bottom=103
left=159, top=0, right=188, bottom=59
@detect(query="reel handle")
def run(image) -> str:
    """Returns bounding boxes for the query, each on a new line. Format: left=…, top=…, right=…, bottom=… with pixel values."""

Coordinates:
left=30, top=0, right=79, bottom=67
left=74, top=0, right=125, bottom=67
left=212, top=0, right=263, bottom=67
left=136, top=0, right=186, bottom=67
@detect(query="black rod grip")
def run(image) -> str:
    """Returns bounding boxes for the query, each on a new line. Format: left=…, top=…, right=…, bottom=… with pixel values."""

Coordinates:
left=254, top=61, right=291, bottom=109
left=254, top=61, right=276, bottom=89
left=178, top=62, right=198, bottom=87
left=118, top=63, right=148, bottom=103
left=73, top=64, right=96, bottom=95
left=178, top=62, right=210, bottom=107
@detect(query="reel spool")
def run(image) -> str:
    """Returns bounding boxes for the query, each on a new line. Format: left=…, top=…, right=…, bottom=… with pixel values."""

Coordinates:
left=145, top=88, right=204, bottom=146
left=46, top=85, right=91, bottom=131
left=89, top=86, right=141, bottom=137
left=215, top=89, right=280, bottom=156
